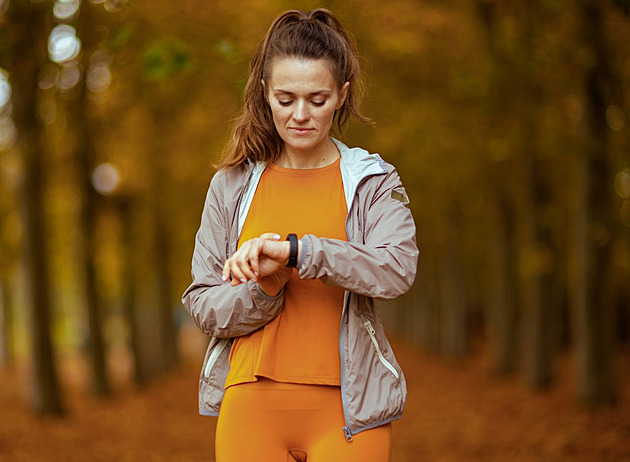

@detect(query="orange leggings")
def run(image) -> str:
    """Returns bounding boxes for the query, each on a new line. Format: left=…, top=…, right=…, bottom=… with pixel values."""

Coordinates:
left=215, top=378, right=392, bottom=462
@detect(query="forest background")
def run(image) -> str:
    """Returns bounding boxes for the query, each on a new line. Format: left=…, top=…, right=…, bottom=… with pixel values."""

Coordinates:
left=0, top=0, right=629, bottom=460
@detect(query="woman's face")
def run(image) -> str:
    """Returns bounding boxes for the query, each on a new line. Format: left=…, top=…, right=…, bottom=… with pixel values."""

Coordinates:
left=265, top=57, right=348, bottom=158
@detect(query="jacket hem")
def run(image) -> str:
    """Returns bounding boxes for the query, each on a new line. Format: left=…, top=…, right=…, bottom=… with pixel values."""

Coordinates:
left=349, top=414, right=403, bottom=437
left=200, top=409, right=219, bottom=417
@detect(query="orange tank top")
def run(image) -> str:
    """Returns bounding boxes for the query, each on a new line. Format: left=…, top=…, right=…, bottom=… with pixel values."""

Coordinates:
left=225, top=158, right=347, bottom=387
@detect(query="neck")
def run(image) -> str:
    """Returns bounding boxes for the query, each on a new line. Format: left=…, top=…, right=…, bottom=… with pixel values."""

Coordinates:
left=276, top=139, right=340, bottom=169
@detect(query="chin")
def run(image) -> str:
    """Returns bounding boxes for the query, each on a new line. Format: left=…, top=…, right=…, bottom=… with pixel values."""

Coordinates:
left=284, top=136, right=324, bottom=151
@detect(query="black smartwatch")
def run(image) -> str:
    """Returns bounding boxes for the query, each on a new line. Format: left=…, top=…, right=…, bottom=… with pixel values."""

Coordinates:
left=286, top=233, right=298, bottom=268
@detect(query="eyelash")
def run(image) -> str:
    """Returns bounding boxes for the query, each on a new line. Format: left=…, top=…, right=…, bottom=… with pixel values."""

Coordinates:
left=278, top=100, right=326, bottom=107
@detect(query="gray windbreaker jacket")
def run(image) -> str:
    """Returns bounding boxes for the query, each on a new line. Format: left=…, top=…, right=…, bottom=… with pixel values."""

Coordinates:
left=182, top=138, right=418, bottom=441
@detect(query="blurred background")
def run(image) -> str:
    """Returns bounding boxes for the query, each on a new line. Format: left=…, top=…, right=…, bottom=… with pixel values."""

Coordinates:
left=1, top=0, right=629, bottom=460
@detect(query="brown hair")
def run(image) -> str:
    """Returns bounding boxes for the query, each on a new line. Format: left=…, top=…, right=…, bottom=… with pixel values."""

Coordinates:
left=218, top=8, right=372, bottom=169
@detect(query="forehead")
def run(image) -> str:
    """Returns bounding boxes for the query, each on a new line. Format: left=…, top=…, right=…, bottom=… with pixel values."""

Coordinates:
left=268, top=57, right=337, bottom=91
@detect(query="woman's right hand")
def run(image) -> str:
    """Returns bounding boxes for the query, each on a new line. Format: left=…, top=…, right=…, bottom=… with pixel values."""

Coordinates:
left=222, top=233, right=293, bottom=296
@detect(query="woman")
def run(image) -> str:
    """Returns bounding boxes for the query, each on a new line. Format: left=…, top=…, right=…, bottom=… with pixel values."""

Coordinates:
left=182, top=8, right=418, bottom=462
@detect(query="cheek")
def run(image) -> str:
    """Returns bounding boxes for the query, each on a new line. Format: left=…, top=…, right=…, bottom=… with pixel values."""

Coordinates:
left=269, top=107, right=286, bottom=128
left=270, top=104, right=289, bottom=121
left=320, top=107, right=337, bottom=124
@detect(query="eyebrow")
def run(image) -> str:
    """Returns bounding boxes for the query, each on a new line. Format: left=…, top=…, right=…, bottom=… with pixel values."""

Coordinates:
left=272, top=89, right=332, bottom=96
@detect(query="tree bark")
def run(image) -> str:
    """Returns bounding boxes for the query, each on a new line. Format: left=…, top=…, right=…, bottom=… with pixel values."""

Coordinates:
left=7, top=0, right=64, bottom=415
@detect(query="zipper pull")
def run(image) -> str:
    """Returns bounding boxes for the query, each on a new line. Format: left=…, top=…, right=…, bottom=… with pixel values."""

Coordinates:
left=343, top=426, right=354, bottom=442
left=364, top=320, right=376, bottom=336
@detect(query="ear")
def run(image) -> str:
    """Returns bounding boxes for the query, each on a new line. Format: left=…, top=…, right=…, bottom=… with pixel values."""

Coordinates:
left=337, top=82, right=350, bottom=109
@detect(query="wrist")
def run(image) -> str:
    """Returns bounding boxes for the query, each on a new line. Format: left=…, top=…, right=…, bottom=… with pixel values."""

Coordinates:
left=286, top=233, right=298, bottom=267
left=297, top=240, right=303, bottom=264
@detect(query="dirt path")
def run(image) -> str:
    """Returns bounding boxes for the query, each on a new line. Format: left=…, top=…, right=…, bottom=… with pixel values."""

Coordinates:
left=1, top=337, right=628, bottom=461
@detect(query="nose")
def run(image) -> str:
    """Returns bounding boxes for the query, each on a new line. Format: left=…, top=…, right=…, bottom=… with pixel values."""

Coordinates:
left=292, top=100, right=310, bottom=123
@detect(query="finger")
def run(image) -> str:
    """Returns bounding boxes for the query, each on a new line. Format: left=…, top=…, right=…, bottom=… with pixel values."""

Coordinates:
left=224, top=243, right=249, bottom=283
left=229, top=259, right=249, bottom=285
left=259, top=232, right=281, bottom=241
left=234, top=246, right=258, bottom=283
left=222, top=259, right=230, bottom=282
left=249, top=239, right=265, bottom=277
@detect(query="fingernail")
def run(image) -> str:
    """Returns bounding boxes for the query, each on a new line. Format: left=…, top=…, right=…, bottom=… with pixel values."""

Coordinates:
left=222, top=274, right=228, bottom=281
left=273, top=234, right=281, bottom=240
left=240, top=278, right=247, bottom=284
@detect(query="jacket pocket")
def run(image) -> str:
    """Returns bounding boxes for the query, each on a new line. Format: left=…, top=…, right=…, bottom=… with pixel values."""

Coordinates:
left=203, top=337, right=231, bottom=379
left=363, top=320, right=400, bottom=379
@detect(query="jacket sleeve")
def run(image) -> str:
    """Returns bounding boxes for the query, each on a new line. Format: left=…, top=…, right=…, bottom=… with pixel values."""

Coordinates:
left=297, top=167, right=418, bottom=300
left=181, top=170, right=285, bottom=338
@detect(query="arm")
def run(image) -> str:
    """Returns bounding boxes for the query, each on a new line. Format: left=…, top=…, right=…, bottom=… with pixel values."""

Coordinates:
left=181, top=171, right=285, bottom=338
left=224, top=166, right=418, bottom=301
left=297, top=167, right=418, bottom=300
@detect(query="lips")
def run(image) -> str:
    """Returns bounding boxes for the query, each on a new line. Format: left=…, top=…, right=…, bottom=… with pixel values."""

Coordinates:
left=289, top=127, right=313, bottom=135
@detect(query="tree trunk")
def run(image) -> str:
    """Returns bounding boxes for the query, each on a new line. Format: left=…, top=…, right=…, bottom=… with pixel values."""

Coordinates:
left=71, top=1, right=111, bottom=396
left=7, top=0, right=64, bottom=415
left=149, top=108, right=180, bottom=370
left=569, top=0, right=616, bottom=404
left=519, top=87, right=556, bottom=390
left=486, top=192, right=519, bottom=375
left=437, top=205, right=467, bottom=358
left=119, top=197, right=147, bottom=386
left=154, top=205, right=179, bottom=368
left=0, top=274, right=14, bottom=366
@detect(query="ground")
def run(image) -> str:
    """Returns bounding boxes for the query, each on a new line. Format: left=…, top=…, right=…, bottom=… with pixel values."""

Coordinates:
left=1, top=332, right=629, bottom=461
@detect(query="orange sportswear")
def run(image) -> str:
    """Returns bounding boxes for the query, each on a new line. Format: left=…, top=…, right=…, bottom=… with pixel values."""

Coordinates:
left=225, top=158, right=347, bottom=387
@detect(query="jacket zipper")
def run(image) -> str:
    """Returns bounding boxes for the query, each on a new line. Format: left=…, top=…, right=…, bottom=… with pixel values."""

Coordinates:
left=339, top=167, right=388, bottom=442
left=204, top=338, right=230, bottom=379
left=363, top=320, right=400, bottom=379
left=339, top=291, right=353, bottom=441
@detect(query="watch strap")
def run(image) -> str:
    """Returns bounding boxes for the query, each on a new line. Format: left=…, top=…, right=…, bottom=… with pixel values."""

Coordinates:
left=286, top=233, right=298, bottom=268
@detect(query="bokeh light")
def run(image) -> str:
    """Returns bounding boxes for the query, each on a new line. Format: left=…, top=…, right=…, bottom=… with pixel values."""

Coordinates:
left=53, top=0, right=80, bottom=20
left=615, top=169, right=630, bottom=199
left=0, top=69, right=10, bottom=108
left=48, top=24, right=82, bottom=64
left=38, top=64, right=60, bottom=91
left=58, top=64, right=82, bottom=92
left=92, top=163, right=120, bottom=195
left=606, top=105, right=625, bottom=131
left=37, top=98, right=57, bottom=125
left=87, top=49, right=112, bottom=94
left=0, top=69, right=15, bottom=151
left=621, top=201, right=630, bottom=228
left=0, top=118, right=16, bottom=151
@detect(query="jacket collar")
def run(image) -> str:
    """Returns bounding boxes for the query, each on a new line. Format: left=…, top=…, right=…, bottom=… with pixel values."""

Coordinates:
left=236, top=138, right=387, bottom=236
left=332, top=138, right=387, bottom=210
